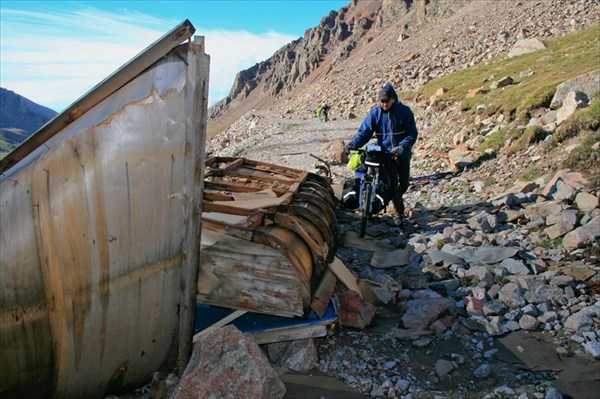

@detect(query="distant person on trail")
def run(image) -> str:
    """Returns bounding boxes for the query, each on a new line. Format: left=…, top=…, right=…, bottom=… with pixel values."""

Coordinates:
left=316, top=103, right=330, bottom=122
left=345, top=83, right=418, bottom=226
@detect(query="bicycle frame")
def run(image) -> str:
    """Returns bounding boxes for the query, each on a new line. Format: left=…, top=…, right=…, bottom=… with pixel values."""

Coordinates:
left=355, top=145, right=385, bottom=237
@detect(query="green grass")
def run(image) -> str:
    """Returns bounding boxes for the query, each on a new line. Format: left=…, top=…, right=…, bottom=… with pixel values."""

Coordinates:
left=540, top=237, right=563, bottom=250
left=445, top=184, right=457, bottom=192
left=582, top=130, right=600, bottom=147
left=508, top=125, right=548, bottom=154
left=411, top=26, right=600, bottom=123
left=476, top=126, right=521, bottom=153
left=282, top=124, right=300, bottom=133
left=553, top=97, right=600, bottom=143
left=483, top=176, right=497, bottom=186
left=520, top=168, right=539, bottom=182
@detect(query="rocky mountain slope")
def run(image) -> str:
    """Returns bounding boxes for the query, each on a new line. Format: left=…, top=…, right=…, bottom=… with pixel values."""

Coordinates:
left=0, top=87, right=58, bottom=158
left=208, top=0, right=598, bottom=133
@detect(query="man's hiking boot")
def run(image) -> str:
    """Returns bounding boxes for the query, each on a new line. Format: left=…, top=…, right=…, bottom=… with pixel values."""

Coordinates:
left=393, top=213, right=403, bottom=227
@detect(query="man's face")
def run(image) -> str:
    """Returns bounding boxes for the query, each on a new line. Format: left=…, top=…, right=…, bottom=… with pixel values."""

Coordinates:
left=380, top=97, right=395, bottom=111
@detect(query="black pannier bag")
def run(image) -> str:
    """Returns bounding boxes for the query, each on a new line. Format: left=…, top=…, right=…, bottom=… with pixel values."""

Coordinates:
left=342, top=177, right=360, bottom=210
left=371, top=179, right=392, bottom=214
left=341, top=176, right=392, bottom=214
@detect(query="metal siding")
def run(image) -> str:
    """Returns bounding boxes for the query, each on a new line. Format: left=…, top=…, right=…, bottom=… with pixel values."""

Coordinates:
left=0, top=45, right=204, bottom=398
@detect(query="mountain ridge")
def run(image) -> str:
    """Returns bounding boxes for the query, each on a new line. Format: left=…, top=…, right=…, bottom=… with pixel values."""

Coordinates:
left=0, top=87, right=58, bottom=158
left=0, top=87, right=57, bottom=132
left=207, top=0, right=598, bottom=136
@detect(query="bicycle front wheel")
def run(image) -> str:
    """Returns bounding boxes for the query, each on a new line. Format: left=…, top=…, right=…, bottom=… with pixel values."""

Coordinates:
left=360, top=181, right=372, bottom=238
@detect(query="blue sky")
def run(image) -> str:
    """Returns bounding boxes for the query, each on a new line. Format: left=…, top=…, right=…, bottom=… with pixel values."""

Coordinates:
left=0, top=0, right=348, bottom=112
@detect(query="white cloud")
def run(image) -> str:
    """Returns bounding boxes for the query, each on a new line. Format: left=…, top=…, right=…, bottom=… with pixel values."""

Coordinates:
left=205, top=29, right=295, bottom=101
left=0, top=6, right=294, bottom=111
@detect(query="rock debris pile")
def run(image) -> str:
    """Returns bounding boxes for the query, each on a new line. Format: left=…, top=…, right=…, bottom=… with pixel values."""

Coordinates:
left=323, top=165, right=599, bottom=398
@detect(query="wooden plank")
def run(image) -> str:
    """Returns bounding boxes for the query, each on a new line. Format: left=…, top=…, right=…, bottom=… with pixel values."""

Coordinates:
left=233, top=189, right=278, bottom=201
left=204, top=191, right=234, bottom=201
left=212, top=194, right=288, bottom=210
left=197, top=229, right=311, bottom=317
left=220, top=158, right=244, bottom=171
left=328, top=257, right=361, bottom=297
left=205, top=179, right=290, bottom=195
left=252, top=324, right=329, bottom=345
left=310, top=269, right=337, bottom=317
left=192, top=310, right=248, bottom=343
left=179, top=35, right=209, bottom=375
left=215, top=170, right=296, bottom=184
left=297, top=171, right=310, bottom=183
left=203, top=202, right=255, bottom=216
left=202, top=212, right=247, bottom=225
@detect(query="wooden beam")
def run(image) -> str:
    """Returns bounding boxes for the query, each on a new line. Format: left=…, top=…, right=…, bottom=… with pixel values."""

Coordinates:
left=178, top=34, right=209, bottom=375
left=252, top=324, right=330, bottom=345
left=192, top=310, right=248, bottom=343
left=310, top=269, right=337, bottom=317
left=329, top=257, right=362, bottom=298
left=219, top=158, right=244, bottom=170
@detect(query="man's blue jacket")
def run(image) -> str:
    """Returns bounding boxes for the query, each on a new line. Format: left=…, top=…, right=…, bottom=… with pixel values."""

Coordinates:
left=349, top=84, right=418, bottom=160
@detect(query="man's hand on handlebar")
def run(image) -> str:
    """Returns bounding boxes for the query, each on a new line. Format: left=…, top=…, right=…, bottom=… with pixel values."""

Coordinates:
left=345, top=143, right=357, bottom=155
left=392, top=146, right=404, bottom=156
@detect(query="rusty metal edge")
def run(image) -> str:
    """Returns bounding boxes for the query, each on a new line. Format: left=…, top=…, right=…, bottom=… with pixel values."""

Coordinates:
left=0, top=19, right=196, bottom=174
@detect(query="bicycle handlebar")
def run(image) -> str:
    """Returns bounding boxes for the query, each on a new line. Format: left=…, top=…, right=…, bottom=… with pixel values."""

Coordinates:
left=348, top=148, right=398, bottom=162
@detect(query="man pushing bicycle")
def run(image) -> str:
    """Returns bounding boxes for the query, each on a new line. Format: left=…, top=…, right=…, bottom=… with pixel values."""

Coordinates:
left=346, top=84, right=419, bottom=227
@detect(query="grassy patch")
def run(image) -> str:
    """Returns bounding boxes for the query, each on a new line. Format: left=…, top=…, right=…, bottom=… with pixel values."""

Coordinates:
left=562, top=130, right=600, bottom=190
left=520, top=168, right=539, bottom=182
left=556, top=98, right=600, bottom=190
left=282, top=123, right=301, bottom=133
left=508, top=125, right=548, bottom=154
left=553, top=98, right=600, bottom=143
left=540, top=237, right=563, bottom=250
left=476, top=126, right=522, bottom=153
left=483, top=176, right=497, bottom=186
left=435, top=238, right=447, bottom=249
left=414, top=26, right=600, bottom=122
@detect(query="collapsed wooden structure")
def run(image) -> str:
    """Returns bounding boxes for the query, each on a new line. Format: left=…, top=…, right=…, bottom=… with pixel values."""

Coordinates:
left=200, top=157, right=339, bottom=318
left=0, top=20, right=340, bottom=399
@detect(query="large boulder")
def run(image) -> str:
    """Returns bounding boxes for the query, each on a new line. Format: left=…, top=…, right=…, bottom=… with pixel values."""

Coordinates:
left=562, top=216, right=600, bottom=252
left=173, top=325, right=286, bottom=399
left=401, top=297, right=455, bottom=329
left=338, top=289, right=377, bottom=329
left=550, top=69, right=600, bottom=109
left=556, top=90, right=590, bottom=124
left=508, top=38, right=546, bottom=58
left=321, top=139, right=347, bottom=165
left=448, top=146, right=478, bottom=169
left=266, top=339, right=318, bottom=373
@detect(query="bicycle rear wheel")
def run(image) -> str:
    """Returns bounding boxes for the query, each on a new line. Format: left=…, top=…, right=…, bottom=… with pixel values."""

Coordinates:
left=360, top=181, right=372, bottom=238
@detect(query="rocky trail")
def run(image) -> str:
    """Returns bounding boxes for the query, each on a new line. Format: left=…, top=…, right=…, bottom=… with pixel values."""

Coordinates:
left=201, top=107, right=599, bottom=399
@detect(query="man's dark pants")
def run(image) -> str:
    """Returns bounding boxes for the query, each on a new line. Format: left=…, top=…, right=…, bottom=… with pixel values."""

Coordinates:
left=384, top=156, right=410, bottom=216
